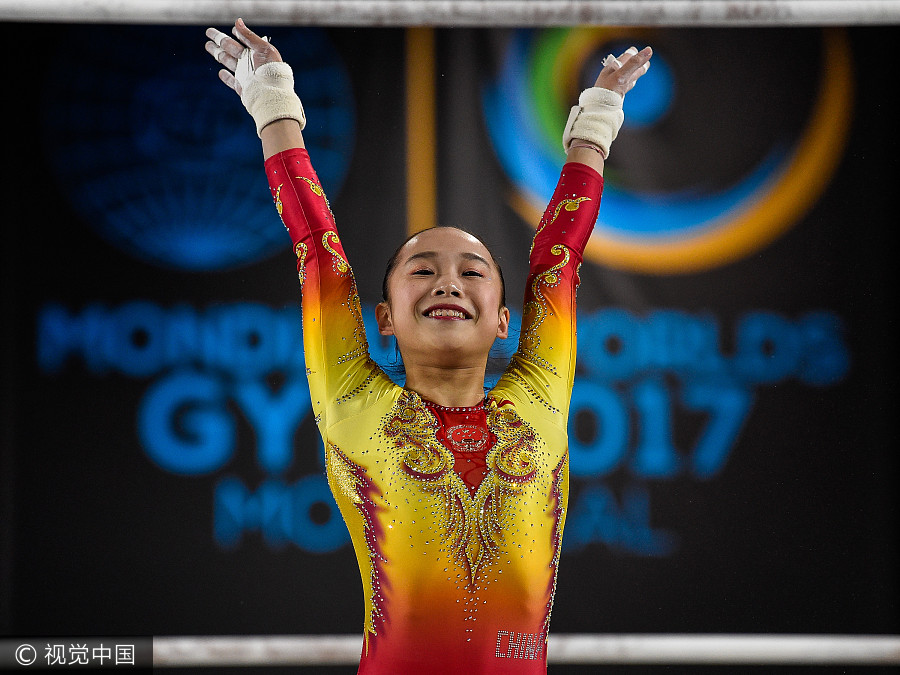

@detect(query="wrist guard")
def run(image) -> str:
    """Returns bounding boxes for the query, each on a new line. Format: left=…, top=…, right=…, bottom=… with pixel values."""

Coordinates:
left=562, top=87, right=624, bottom=159
left=236, top=48, right=306, bottom=137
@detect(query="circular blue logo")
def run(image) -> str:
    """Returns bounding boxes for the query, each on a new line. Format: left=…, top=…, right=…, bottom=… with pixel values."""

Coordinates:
left=482, top=28, right=852, bottom=274
left=42, top=26, right=355, bottom=271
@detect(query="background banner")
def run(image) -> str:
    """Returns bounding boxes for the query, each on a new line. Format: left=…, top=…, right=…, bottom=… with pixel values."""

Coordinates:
left=2, top=21, right=897, bottom=650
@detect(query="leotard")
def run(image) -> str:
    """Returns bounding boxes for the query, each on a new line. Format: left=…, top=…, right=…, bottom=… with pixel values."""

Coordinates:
left=266, top=148, right=602, bottom=674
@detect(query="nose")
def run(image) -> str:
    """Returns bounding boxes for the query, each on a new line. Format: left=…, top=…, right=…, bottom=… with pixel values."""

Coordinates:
left=432, top=280, right=462, bottom=297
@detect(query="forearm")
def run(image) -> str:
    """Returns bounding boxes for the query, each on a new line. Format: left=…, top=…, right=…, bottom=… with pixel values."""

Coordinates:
left=564, top=144, right=605, bottom=174
left=532, top=161, right=603, bottom=262
left=265, top=147, right=331, bottom=251
left=262, top=118, right=306, bottom=159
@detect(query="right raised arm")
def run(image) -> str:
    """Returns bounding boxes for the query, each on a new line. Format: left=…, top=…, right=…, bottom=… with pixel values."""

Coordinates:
left=205, top=20, right=392, bottom=432
left=205, top=18, right=306, bottom=158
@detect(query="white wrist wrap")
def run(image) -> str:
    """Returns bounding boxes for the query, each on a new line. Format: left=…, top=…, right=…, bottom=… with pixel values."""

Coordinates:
left=562, top=87, right=625, bottom=159
left=236, top=50, right=306, bottom=137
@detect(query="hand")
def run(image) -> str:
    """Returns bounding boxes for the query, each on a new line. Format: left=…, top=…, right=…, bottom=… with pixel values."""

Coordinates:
left=205, top=18, right=283, bottom=96
left=593, top=46, right=653, bottom=96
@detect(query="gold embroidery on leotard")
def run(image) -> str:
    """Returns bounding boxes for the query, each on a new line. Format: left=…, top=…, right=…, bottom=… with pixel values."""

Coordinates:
left=329, top=443, right=364, bottom=505
left=297, top=176, right=335, bottom=217
left=541, top=452, right=568, bottom=638
left=321, top=231, right=367, bottom=367
left=322, top=231, right=350, bottom=275
left=294, top=241, right=307, bottom=287
left=273, top=183, right=284, bottom=216
left=502, top=363, right=560, bottom=414
left=382, top=392, right=540, bottom=587
left=520, top=244, right=570, bottom=376
left=531, top=197, right=591, bottom=253
left=298, top=176, right=324, bottom=196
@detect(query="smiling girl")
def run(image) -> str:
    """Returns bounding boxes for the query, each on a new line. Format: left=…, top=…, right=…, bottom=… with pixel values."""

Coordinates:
left=206, top=19, right=651, bottom=675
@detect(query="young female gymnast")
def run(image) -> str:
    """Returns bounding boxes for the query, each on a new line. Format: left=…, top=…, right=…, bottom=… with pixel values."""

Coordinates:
left=206, top=19, right=651, bottom=674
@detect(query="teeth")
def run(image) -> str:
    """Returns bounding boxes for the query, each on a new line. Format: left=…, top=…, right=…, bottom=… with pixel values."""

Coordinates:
left=428, top=308, right=467, bottom=318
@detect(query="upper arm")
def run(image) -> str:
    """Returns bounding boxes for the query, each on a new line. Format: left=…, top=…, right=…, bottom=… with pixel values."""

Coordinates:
left=496, top=162, right=603, bottom=420
left=265, top=148, right=390, bottom=432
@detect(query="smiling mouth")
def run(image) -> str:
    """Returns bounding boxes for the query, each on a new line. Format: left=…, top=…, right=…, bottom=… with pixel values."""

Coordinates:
left=424, top=306, right=472, bottom=320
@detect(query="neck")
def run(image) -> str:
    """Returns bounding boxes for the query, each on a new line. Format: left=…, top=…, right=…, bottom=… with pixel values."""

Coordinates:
left=403, top=362, right=488, bottom=408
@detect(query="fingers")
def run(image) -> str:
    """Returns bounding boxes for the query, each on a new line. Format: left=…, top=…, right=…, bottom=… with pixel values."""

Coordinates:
left=217, top=68, right=239, bottom=93
left=595, top=45, right=652, bottom=94
left=599, top=46, right=637, bottom=77
left=232, top=18, right=275, bottom=57
left=205, top=26, right=243, bottom=73
left=205, top=18, right=281, bottom=74
left=207, top=27, right=227, bottom=48
left=205, top=27, right=242, bottom=58
left=205, top=40, right=239, bottom=74
left=230, top=18, right=282, bottom=69
left=232, top=17, right=266, bottom=49
left=616, top=46, right=652, bottom=91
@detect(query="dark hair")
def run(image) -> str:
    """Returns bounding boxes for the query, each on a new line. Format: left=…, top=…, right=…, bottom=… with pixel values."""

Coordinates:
left=381, top=226, right=506, bottom=307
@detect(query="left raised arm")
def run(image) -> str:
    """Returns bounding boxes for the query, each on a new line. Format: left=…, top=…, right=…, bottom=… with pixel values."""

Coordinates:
left=494, top=44, right=653, bottom=420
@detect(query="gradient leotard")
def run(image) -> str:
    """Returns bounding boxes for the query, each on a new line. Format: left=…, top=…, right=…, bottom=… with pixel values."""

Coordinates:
left=266, top=148, right=602, bottom=675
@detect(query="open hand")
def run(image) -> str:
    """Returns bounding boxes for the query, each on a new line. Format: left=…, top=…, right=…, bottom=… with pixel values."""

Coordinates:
left=205, top=18, right=283, bottom=95
left=593, top=46, right=653, bottom=96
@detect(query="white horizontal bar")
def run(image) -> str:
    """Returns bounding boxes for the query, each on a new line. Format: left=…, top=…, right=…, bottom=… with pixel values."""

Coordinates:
left=153, top=635, right=361, bottom=666
left=151, top=634, right=900, bottom=666
left=2, top=0, right=900, bottom=26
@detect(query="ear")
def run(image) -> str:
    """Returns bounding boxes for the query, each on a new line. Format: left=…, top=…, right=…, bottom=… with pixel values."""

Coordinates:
left=375, top=301, right=395, bottom=336
left=496, top=306, right=511, bottom=339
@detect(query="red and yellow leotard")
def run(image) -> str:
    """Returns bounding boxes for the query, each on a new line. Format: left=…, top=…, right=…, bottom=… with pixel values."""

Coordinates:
left=266, top=148, right=602, bottom=674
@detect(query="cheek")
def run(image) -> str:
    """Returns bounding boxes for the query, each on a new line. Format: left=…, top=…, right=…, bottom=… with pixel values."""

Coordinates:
left=484, top=279, right=505, bottom=309
left=385, top=283, right=420, bottom=319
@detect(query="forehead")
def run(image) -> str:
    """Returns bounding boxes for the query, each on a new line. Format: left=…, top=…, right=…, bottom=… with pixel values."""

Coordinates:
left=399, top=228, right=493, bottom=264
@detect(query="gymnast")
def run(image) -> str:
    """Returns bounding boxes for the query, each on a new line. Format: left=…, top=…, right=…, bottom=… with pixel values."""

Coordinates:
left=206, top=18, right=651, bottom=674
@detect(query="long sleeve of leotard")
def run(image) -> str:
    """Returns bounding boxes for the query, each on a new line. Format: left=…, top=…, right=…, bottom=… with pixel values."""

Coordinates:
left=496, top=161, right=603, bottom=424
left=265, top=148, right=390, bottom=434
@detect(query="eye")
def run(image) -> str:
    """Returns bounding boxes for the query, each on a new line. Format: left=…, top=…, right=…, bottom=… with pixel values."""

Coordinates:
left=412, top=269, right=434, bottom=275
left=462, top=270, right=485, bottom=277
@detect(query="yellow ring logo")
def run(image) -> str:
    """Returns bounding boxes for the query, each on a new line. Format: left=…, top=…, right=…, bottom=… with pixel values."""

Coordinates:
left=490, top=29, right=853, bottom=275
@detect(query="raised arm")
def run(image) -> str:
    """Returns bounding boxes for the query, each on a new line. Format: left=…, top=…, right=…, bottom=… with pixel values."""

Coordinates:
left=496, top=45, right=652, bottom=421
left=204, top=20, right=392, bottom=434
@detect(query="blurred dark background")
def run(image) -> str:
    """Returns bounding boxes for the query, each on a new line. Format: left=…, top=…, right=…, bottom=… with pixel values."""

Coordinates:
left=1, top=18, right=897, bottom=673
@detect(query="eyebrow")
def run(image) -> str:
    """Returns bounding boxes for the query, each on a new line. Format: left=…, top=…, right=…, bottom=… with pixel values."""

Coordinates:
left=402, top=251, right=492, bottom=267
